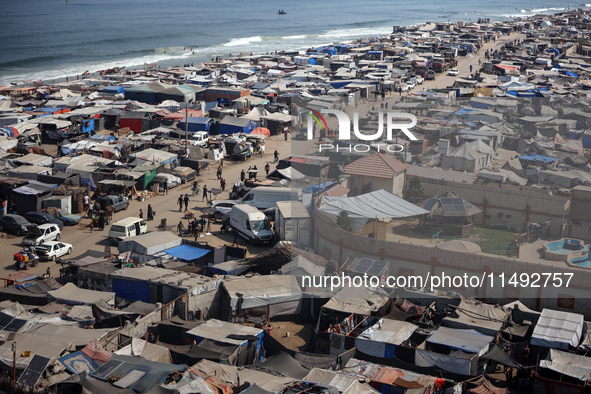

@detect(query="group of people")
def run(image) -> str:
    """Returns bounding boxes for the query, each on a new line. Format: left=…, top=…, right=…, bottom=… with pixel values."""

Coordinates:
left=139, top=204, right=155, bottom=221
left=178, top=194, right=190, bottom=211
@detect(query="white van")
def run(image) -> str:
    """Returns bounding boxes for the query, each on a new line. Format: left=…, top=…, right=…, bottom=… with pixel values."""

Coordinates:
left=239, top=187, right=302, bottom=210
left=190, top=131, right=209, bottom=147
left=108, top=217, right=148, bottom=244
left=230, top=204, right=273, bottom=244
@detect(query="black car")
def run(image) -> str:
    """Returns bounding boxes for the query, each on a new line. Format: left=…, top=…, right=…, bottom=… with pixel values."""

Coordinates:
left=24, top=212, right=64, bottom=230
left=0, top=214, right=33, bottom=235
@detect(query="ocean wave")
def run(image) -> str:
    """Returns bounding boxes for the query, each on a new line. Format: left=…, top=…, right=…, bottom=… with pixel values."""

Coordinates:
left=223, top=36, right=263, bottom=47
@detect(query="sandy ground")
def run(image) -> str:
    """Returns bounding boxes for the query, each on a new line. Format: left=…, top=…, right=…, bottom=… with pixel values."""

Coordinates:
left=0, top=134, right=301, bottom=280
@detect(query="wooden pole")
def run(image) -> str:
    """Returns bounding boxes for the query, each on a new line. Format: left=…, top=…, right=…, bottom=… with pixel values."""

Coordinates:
left=12, top=342, right=16, bottom=385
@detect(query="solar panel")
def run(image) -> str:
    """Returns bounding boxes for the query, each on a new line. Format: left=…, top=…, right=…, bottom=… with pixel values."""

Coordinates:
left=440, top=197, right=467, bottom=214
left=423, top=198, right=437, bottom=211
left=352, top=258, right=387, bottom=276
left=92, top=358, right=124, bottom=380
left=17, top=355, right=50, bottom=388
left=4, top=318, right=26, bottom=332
left=0, top=312, right=13, bottom=330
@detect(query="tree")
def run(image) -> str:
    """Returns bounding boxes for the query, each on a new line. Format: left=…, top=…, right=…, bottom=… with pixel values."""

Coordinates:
left=406, top=176, right=424, bottom=204
left=336, top=210, right=352, bottom=232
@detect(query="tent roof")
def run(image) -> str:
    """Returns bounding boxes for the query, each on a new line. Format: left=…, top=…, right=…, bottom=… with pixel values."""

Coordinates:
left=186, top=319, right=262, bottom=346
left=322, top=286, right=390, bottom=315
left=531, top=309, right=584, bottom=350
left=358, top=318, right=418, bottom=345
left=442, top=299, right=509, bottom=336
left=48, top=282, right=115, bottom=305
left=245, top=352, right=309, bottom=380
left=427, top=326, right=494, bottom=356
left=540, top=348, right=591, bottom=382
left=435, top=240, right=481, bottom=253
left=163, top=244, right=210, bottom=261
left=319, top=189, right=429, bottom=231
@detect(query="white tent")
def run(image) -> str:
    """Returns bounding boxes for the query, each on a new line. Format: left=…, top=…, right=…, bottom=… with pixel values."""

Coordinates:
left=540, top=349, right=591, bottom=382
left=531, top=309, right=584, bottom=350
left=319, top=189, right=429, bottom=231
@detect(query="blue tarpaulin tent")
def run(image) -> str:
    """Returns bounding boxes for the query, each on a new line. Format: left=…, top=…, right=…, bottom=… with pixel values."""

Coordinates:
left=178, top=117, right=212, bottom=132
left=104, top=86, right=125, bottom=94
left=518, top=154, right=558, bottom=163
left=164, top=244, right=210, bottom=260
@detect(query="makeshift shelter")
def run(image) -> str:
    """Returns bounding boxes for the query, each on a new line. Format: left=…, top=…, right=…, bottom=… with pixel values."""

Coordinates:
left=303, top=368, right=380, bottom=394
left=118, top=231, right=182, bottom=256
left=186, top=319, right=263, bottom=365
left=441, top=142, right=490, bottom=172
left=539, top=348, right=591, bottom=382
left=427, top=326, right=494, bottom=356
left=11, top=180, right=55, bottom=214
left=219, top=275, right=302, bottom=320
left=47, top=282, right=115, bottom=305
left=531, top=309, right=584, bottom=350
left=442, top=299, right=510, bottom=336
left=218, top=116, right=255, bottom=135
left=245, top=352, right=309, bottom=380
left=178, top=117, right=213, bottom=132
left=319, top=189, right=429, bottom=231
left=355, top=318, right=418, bottom=358
left=421, top=191, right=481, bottom=236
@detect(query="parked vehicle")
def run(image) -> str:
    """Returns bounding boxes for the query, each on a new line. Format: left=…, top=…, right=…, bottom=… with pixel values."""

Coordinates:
left=172, top=166, right=197, bottom=184
left=406, top=81, right=416, bottom=90
left=152, top=173, right=182, bottom=191
left=55, top=210, right=81, bottom=226
left=426, top=70, right=436, bottom=80
left=97, top=195, right=129, bottom=212
left=108, top=217, right=148, bottom=244
left=211, top=200, right=237, bottom=220
left=0, top=214, right=33, bottom=236
left=24, top=211, right=64, bottom=230
left=190, top=131, right=209, bottom=147
left=230, top=204, right=274, bottom=244
left=14, top=248, right=39, bottom=270
left=22, top=223, right=61, bottom=246
left=414, top=75, right=424, bottom=84
left=35, top=241, right=73, bottom=260
left=238, top=186, right=302, bottom=210
left=448, top=68, right=459, bottom=76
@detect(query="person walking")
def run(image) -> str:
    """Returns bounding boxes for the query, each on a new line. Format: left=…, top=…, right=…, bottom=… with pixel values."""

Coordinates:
left=163, top=180, right=168, bottom=195
left=216, top=165, right=222, bottom=180
left=83, top=194, right=90, bottom=212
left=98, top=214, right=105, bottom=231
left=206, top=218, right=212, bottom=233
left=202, top=185, right=208, bottom=202
left=147, top=204, right=154, bottom=221
left=265, top=163, right=270, bottom=176
left=232, top=227, right=238, bottom=246
left=139, top=209, right=144, bottom=219
left=87, top=201, right=94, bottom=218
left=192, top=180, right=198, bottom=195
left=177, top=195, right=183, bottom=212
left=220, top=178, right=226, bottom=191
left=274, top=150, right=279, bottom=162
left=240, top=169, right=246, bottom=183
left=177, top=220, right=184, bottom=236
left=183, top=194, right=189, bottom=211
left=284, top=130, right=288, bottom=141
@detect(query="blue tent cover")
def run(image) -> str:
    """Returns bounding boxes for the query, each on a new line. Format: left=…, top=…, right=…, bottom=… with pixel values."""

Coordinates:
left=164, top=244, right=209, bottom=260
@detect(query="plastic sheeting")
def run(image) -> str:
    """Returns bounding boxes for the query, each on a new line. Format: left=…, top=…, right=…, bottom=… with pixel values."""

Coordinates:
left=163, top=244, right=210, bottom=261
left=48, top=282, right=115, bottom=305
left=356, top=318, right=418, bottom=358
left=540, top=349, right=591, bottom=382
left=222, top=275, right=302, bottom=312
left=427, top=327, right=493, bottom=356
left=319, top=189, right=429, bottom=231
left=443, top=299, right=509, bottom=336
left=415, top=348, right=475, bottom=376
left=531, top=309, right=584, bottom=350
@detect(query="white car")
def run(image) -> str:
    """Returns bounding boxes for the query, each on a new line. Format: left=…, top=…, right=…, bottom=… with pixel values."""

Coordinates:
left=211, top=200, right=237, bottom=220
left=152, top=173, right=182, bottom=192
left=415, top=75, right=424, bottom=84
left=448, top=68, right=459, bottom=76
left=35, top=241, right=73, bottom=261
left=190, top=131, right=209, bottom=147
left=406, top=81, right=416, bottom=90
left=21, top=224, right=61, bottom=246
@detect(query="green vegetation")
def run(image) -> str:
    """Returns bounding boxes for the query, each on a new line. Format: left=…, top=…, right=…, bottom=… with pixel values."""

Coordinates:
left=406, top=176, right=425, bottom=204
left=473, top=227, right=517, bottom=255
left=336, top=210, right=352, bottom=232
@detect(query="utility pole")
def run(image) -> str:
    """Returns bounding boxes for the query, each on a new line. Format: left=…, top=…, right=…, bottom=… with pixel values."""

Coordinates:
left=185, top=99, right=189, bottom=156
left=12, top=342, right=16, bottom=385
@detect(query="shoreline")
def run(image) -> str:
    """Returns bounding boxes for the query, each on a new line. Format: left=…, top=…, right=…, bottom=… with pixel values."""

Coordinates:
left=0, top=7, right=580, bottom=89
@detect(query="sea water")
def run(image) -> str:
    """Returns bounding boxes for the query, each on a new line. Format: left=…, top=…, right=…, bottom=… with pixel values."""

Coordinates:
left=0, top=0, right=585, bottom=86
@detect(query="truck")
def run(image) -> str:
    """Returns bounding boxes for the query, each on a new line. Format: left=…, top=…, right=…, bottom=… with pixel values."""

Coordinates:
left=431, top=57, right=447, bottom=73
left=239, top=186, right=302, bottom=210
left=230, top=204, right=274, bottom=244
left=275, top=201, right=311, bottom=247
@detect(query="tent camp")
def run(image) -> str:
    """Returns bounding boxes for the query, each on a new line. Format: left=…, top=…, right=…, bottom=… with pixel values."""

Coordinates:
left=427, top=326, right=494, bottom=356
left=531, top=309, right=584, bottom=350
left=539, top=348, right=591, bottom=382
left=218, top=116, right=255, bottom=135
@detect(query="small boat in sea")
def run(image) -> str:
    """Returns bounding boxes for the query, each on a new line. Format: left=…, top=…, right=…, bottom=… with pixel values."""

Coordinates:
left=63, top=0, right=68, bottom=4
left=278, top=9, right=287, bottom=14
